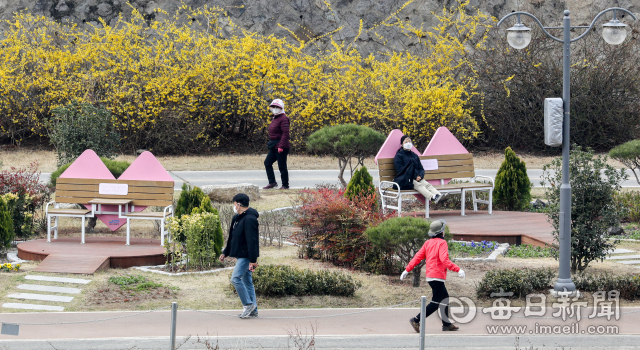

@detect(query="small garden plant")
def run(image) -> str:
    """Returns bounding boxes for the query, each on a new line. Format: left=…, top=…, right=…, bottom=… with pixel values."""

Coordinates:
left=449, top=240, right=498, bottom=258
left=0, top=263, right=20, bottom=272
left=88, top=274, right=178, bottom=305
left=504, top=244, right=556, bottom=258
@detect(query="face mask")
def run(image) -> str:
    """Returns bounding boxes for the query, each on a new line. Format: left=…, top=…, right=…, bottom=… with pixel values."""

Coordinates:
left=403, top=142, right=413, bottom=150
left=233, top=204, right=238, bottom=214
left=270, top=107, right=281, bottom=115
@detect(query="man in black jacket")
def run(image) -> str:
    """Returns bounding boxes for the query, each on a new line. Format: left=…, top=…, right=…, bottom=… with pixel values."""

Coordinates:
left=219, top=193, right=260, bottom=319
left=394, top=135, right=443, bottom=203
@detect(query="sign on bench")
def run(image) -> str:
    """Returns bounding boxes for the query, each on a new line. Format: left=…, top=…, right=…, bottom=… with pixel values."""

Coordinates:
left=99, top=183, right=128, bottom=196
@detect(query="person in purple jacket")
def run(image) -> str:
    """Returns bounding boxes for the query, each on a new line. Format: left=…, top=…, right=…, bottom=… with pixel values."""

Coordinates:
left=263, top=99, right=290, bottom=190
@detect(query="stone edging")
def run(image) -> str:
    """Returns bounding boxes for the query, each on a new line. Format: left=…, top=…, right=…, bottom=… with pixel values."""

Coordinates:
left=7, top=249, right=28, bottom=264
left=132, top=265, right=235, bottom=276
left=452, top=243, right=509, bottom=263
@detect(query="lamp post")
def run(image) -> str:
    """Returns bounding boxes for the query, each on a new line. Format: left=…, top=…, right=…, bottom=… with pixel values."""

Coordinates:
left=497, top=8, right=637, bottom=293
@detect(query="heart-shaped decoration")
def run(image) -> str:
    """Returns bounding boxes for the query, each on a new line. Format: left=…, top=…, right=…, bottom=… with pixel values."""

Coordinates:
left=59, top=150, right=174, bottom=231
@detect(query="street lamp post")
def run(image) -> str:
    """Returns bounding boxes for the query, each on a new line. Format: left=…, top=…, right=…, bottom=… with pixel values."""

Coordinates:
left=497, top=8, right=637, bottom=293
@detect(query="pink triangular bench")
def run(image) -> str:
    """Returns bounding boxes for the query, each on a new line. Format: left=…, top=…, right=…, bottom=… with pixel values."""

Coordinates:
left=375, top=127, right=494, bottom=217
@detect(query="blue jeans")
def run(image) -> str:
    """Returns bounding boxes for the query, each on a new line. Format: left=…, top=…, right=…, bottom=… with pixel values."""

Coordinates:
left=231, top=258, right=257, bottom=308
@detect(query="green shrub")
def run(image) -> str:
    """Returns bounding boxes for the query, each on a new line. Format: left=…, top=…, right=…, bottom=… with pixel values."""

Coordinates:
left=542, top=146, right=627, bottom=272
left=252, top=265, right=362, bottom=297
left=609, top=139, right=640, bottom=185
left=476, top=268, right=555, bottom=298
left=307, top=124, right=385, bottom=187
left=574, top=273, right=640, bottom=300
left=0, top=197, right=15, bottom=254
left=50, top=158, right=131, bottom=187
left=493, top=147, right=531, bottom=211
left=365, top=216, right=451, bottom=287
left=615, top=191, right=640, bottom=223
left=48, top=100, right=120, bottom=166
left=175, top=184, right=214, bottom=217
left=344, top=165, right=375, bottom=201
left=504, top=244, right=556, bottom=258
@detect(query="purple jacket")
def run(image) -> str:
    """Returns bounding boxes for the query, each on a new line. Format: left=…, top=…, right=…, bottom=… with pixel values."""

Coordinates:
left=268, top=113, right=290, bottom=149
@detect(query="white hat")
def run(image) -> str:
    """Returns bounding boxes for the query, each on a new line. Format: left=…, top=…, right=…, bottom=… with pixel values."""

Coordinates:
left=269, top=99, right=285, bottom=113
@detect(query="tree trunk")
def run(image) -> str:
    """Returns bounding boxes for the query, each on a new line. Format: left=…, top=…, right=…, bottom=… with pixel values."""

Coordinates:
left=338, top=157, right=348, bottom=188
left=86, top=217, right=97, bottom=233
left=412, top=263, right=423, bottom=287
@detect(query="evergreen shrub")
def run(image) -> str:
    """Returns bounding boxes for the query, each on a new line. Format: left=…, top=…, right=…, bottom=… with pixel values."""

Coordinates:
left=48, top=100, right=120, bottom=166
left=609, top=139, right=640, bottom=185
left=493, top=147, right=531, bottom=211
left=252, top=265, right=362, bottom=297
left=307, top=124, right=385, bottom=187
left=344, top=165, right=375, bottom=201
left=365, top=216, right=451, bottom=287
left=573, top=273, right=640, bottom=300
left=0, top=197, right=15, bottom=253
left=476, top=268, right=555, bottom=298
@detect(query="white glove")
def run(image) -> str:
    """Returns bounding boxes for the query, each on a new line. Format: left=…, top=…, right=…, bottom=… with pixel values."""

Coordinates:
left=400, top=271, right=409, bottom=280
left=458, top=269, right=466, bottom=279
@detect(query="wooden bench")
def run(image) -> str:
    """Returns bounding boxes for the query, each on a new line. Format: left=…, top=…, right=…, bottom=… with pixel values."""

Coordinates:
left=47, top=178, right=174, bottom=246
left=377, top=153, right=493, bottom=218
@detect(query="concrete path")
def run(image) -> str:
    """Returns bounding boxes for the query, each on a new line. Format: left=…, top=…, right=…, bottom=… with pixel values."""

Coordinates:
left=1, top=307, right=640, bottom=349
left=38, top=169, right=640, bottom=190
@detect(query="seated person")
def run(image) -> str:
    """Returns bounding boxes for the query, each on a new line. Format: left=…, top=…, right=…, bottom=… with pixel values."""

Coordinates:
left=393, top=135, right=443, bottom=203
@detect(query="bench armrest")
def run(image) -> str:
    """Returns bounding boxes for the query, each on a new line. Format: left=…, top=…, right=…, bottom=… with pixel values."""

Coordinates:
left=379, top=181, right=400, bottom=199
left=45, top=201, right=55, bottom=214
left=473, top=175, right=495, bottom=189
left=163, top=205, right=174, bottom=217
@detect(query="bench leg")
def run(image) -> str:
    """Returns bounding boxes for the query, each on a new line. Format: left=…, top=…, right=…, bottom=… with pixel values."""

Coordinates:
left=489, top=189, right=493, bottom=215
left=472, top=190, right=478, bottom=212
left=425, top=198, right=430, bottom=219
left=54, top=216, right=59, bottom=240
left=397, top=195, right=402, bottom=217
left=160, top=218, right=165, bottom=246
left=126, top=219, right=131, bottom=246
left=81, top=217, right=85, bottom=244
left=461, top=190, right=466, bottom=216
left=47, top=215, right=51, bottom=243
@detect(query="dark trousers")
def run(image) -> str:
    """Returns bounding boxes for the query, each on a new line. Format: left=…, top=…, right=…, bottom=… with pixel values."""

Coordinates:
left=264, top=147, right=289, bottom=187
left=414, top=281, right=451, bottom=327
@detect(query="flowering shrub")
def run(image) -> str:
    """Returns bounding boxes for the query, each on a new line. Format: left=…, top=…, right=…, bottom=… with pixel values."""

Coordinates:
left=293, top=186, right=396, bottom=273
left=0, top=263, right=20, bottom=272
left=166, top=212, right=224, bottom=272
left=0, top=162, right=52, bottom=239
left=0, top=3, right=491, bottom=152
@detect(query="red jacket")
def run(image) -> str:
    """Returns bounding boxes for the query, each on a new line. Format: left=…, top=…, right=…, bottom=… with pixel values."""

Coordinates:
left=405, top=237, right=460, bottom=280
left=268, top=113, right=290, bottom=149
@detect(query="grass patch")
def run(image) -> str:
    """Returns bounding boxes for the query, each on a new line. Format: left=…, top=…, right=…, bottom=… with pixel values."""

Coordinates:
left=505, top=244, right=556, bottom=258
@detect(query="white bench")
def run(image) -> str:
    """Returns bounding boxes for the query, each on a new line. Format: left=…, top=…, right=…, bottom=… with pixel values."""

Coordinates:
left=377, top=153, right=494, bottom=218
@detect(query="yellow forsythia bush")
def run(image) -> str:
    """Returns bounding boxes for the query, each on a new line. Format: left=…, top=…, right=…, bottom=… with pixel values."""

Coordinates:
left=0, top=1, right=493, bottom=152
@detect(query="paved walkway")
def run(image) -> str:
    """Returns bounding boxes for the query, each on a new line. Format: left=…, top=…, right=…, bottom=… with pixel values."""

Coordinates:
left=38, top=169, right=640, bottom=190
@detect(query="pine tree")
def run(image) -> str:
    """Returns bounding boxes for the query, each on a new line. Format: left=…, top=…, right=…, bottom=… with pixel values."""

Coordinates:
left=0, top=197, right=15, bottom=253
left=494, top=147, right=532, bottom=211
left=344, top=166, right=375, bottom=200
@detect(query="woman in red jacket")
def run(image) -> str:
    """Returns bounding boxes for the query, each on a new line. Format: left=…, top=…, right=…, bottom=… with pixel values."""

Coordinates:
left=401, top=219, right=465, bottom=332
left=263, top=99, right=290, bottom=190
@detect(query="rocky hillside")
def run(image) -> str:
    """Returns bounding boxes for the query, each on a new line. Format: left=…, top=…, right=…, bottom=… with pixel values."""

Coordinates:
left=0, top=0, right=638, bottom=55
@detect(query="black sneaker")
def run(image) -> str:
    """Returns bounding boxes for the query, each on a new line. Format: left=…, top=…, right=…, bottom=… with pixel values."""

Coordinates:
left=432, top=194, right=442, bottom=204
left=442, top=324, right=459, bottom=331
left=410, top=318, right=420, bottom=333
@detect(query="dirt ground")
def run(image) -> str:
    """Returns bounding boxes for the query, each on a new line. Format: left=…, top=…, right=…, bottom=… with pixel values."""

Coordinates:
left=0, top=148, right=625, bottom=172
left=3, top=238, right=640, bottom=313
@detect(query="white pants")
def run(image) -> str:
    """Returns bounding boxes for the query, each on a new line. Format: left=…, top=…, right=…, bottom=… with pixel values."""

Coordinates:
left=412, top=179, right=441, bottom=200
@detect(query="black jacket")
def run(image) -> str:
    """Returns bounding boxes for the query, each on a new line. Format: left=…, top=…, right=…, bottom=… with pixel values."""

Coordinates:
left=393, top=148, right=425, bottom=190
left=222, top=208, right=260, bottom=263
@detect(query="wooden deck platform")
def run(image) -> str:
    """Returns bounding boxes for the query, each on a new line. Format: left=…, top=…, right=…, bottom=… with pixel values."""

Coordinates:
left=404, top=210, right=554, bottom=247
left=18, top=237, right=166, bottom=273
